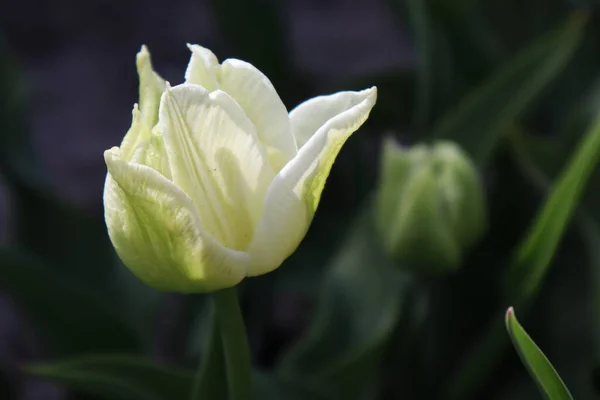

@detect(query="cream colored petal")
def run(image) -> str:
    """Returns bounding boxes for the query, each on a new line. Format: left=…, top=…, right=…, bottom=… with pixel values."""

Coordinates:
left=246, top=87, right=377, bottom=276
left=119, top=104, right=143, bottom=161
left=218, top=59, right=297, bottom=171
left=120, top=46, right=166, bottom=160
left=103, top=147, right=248, bottom=293
left=184, top=44, right=219, bottom=92
left=129, top=130, right=172, bottom=180
left=159, top=83, right=275, bottom=250
left=289, top=88, right=375, bottom=149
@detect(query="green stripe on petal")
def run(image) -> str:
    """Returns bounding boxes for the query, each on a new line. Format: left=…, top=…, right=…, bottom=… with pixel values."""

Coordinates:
left=218, top=59, right=297, bottom=172
left=159, top=84, right=275, bottom=250
left=103, top=148, right=248, bottom=293
left=246, top=87, right=377, bottom=276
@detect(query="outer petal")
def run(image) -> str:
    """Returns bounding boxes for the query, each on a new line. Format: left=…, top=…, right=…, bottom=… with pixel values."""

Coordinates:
left=289, top=89, right=375, bottom=149
left=121, top=46, right=166, bottom=160
left=103, top=148, right=249, bottom=292
left=246, top=87, right=377, bottom=276
left=218, top=59, right=297, bottom=171
left=159, top=84, right=275, bottom=250
left=184, top=44, right=219, bottom=91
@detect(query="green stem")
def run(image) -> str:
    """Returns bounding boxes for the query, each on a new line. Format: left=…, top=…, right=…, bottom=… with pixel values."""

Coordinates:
left=213, top=287, right=254, bottom=400
left=190, top=305, right=227, bottom=400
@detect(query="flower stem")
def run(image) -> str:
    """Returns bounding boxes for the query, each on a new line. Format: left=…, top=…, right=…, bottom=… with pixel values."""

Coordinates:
left=212, top=287, right=254, bottom=400
left=189, top=305, right=226, bottom=400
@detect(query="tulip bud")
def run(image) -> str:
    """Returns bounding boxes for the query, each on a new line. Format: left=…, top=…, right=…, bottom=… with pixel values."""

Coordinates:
left=375, top=139, right=486, bottom=274
left=103, top=44, right=377, bottom=293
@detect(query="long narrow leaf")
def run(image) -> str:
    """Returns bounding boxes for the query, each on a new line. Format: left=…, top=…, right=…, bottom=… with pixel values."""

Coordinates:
left=508, top=111, right=600, bottom=302
left=506, top=307, right=573, bottom=400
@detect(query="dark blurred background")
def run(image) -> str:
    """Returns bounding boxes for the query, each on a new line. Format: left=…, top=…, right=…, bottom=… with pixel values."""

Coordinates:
left=3, top=0, right=600, bottom=399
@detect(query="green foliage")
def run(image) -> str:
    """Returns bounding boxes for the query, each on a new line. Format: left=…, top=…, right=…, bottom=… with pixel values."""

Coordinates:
left=4, top=0, right=600, bottom=399
left=26, top=355, right=329, bottom=400
left=506, top=307, right=573, bottom=400
left=0, top=250, right=140, bottom=354
left=430, top=11, right=586, bottom=167
left=25, top=355, right=193, bottom=400
left=277, top=207, right=409, bottom=399
left=507, top=111, right=600, bottom=302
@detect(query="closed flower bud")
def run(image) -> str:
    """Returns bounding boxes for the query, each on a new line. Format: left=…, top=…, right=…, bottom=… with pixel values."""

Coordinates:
left=103, top=45, right=377, bottom=293
left=375, top=139, right=486, bottom=274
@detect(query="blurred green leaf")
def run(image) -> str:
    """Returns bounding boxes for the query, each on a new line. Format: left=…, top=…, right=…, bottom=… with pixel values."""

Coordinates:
left=444, top=92, right=600, bottom=399
left=404, top=0, right=450, bottom=129
left=506, top=307, right=573, bottom=400
left=511, top=129, right=600, bottom=396
left=26, top=355, right=328, bottom=400
left=25, top=355, right=192, bottom=400
left=399, top=0, right=497, bottom=129
left=431, top=11, right=586, bottom=167
left=277, top=205, right=409, bottom=399
left=509, top=73, right=600, bottom=222
left=507, top=109, right=600, bottom=302
left=390, top=0, right=525, bottom=132
left=0, top=250, right=140, bottom=354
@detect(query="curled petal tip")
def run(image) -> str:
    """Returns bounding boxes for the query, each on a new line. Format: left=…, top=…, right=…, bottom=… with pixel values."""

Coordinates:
left=103, top=147, right=121, bottom=163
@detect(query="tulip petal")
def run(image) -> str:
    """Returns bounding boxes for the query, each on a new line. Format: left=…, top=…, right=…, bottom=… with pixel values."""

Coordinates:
left=137, top=46, right=166, bottom=126
left=218, top=59, right=297, bottom=171
left=159, top=83, right=275, bottom=250
left=130, top=131, right=172, bottom=180
left=246, top=87, right=377, bottom=276
left=120, top=46, right=166, bottom=160
left=289, top=88, right=376, bottom=149
left=185, top=44, right=219, bottom=92
left=104, top=148, right=249, bottom=292
left=119, top=104, right=143, bottom=161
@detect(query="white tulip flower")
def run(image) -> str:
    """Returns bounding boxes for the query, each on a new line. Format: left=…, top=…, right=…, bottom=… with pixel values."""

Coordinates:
left=103, top=45, right=377, bottom=292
